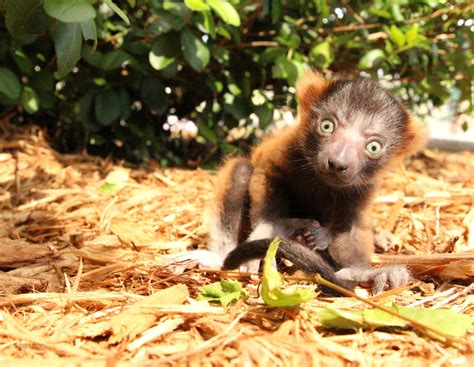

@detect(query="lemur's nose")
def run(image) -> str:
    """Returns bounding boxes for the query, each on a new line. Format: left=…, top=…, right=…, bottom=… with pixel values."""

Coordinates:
left=327, top=158, right=348, bottom=173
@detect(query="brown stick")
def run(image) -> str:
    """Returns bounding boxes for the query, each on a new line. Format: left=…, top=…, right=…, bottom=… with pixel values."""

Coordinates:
left=372, top=253, right=474, bottom=279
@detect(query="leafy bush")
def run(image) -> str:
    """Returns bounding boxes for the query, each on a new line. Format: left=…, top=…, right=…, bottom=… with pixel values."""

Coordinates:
left=0, top=0, right=472, bottom=165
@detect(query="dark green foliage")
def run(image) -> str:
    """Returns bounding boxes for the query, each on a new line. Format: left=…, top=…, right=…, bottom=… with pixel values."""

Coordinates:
left=0, top=0, right=472, bottom=165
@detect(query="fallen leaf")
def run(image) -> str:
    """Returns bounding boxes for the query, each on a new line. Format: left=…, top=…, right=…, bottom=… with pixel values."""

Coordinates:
left=261, top=237, right=317, bottom=307
left=198, top=279, right=248, bottom=307
left=320, top=304, right=474, bottom=338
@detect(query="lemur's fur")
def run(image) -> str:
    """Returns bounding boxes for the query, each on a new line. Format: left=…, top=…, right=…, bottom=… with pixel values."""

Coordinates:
left=175, top=71, right=427, bottom=294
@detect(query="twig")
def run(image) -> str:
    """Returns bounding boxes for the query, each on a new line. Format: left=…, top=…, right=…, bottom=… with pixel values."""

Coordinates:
left=313, top=274, right=469, bottom=350
left=224, top=41, right=279, bottom=49
left=431, top=284, right=474, bottom=310
left=72, top=257, right=83, bottom=293
left=127, top=316, right=185, bottom=351
left=407, top=287, right=458, bottom=307
left=342, top=0, right=365, bottom=25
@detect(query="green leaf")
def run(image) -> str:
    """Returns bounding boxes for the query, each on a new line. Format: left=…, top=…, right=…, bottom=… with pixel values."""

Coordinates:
left=369, top=7, right=391, bottom=19
left=259, top=47, right=286, bottom=65
left=421, top=0, right=440, bottom=6
left=5, top=0, right=51, bottom=38
left=163, top=0, right=192, bottom=19
left=160, top=61, right=179, bottom=78
left=99, top=182, right=119, bottom=194
left=100, top=50, right=130, bottom=71
left=309, top=41, right=334, bottom=68
left=52, top=21, right=83, bottom=78
left=207, top=0, right=240, bottom=27
left=255, top=102, right=274, bottom=128
left=228, top=83, right=241, bottom=96
left=319, top=307, right=372, bottom=330
left=20, top=86, right=39, bottom=114
left=145, top=14, right=174, bottom=36
left=223, top=95, right=249, bottom=120
left=184, top=0, right=209, bottom=11
left=357, top=49, right=385, bottom=69
left=201, top=10, right=216, bottom=38
left=277, top=22, right=292, bottom=39
left=181, top=28, right=210, bottom=72
left=320, top=305, right=474, bottom=338
left=124, top=41, right=149, bottom=56
left=79, top=89, right=98, bottom=130
left=389, top=25, right=405, bottom=48
left=44, top=0, right=96, bottom=23
left=30, top=70, right=54, bottom=92
left=390, top=2, right=404, bottom=21
left=280, top=33, right=301, bottom=49
left=198, top=123, right=218, bottom=143
left=220, top=143, right=238, bottom=154
left=198, top=279, right=248, bottom=307
left=80, top=20, right=97, bottom=41
left=141, top=77, right=168, bottom=115
left=94, top=89, right=121, bottom=126
left=405, top=25, right=419, bottom=46
left=149, top=33, right=180, bottom=71
left=261, top=238, right=317, bottom=307
left=81, top=45, right=103, bottom=68
left=385, top=40, right=394, bottom=55
left=99, top=169, right=129, bottom=194
left=216, top=25, right=231, bottom=40
left=314, top=0, right=330, bottom=17
left=275, top=23, right=301, bottom=49
left=118, top=89, right=131, bottom=119
left=103, top=0, right=130, bottom=25
left=272, top=55, right=306, bottom=86
left=37, top=92, right=56, bottom=110
left=271, top=0, right=281, bottom=23
left=12, top=49, right=34, bottom=75
left=0, top=67, right=22, bottom=100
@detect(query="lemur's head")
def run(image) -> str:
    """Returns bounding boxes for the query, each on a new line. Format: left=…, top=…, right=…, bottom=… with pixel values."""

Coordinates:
left=296, top=71, right=427, bottom=187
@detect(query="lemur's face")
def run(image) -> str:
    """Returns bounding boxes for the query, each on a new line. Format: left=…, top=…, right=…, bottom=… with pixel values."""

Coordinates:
left=300, top=79, right=410, bottom=187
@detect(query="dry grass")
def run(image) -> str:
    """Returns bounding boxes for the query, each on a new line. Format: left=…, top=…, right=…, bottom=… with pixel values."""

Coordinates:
left=0, top=123, right=473, bottom=366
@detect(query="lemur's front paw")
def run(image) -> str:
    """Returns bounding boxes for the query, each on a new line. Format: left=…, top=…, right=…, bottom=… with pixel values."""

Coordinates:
left=336, top=265, right=412, bottom=295
left=290, top=221, right=331, bottom=251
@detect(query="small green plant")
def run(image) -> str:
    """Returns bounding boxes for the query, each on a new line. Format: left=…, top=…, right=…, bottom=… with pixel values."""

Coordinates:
left=198, top=279, right=248, bottom=306
left=261, top=237, right=317, bottom=307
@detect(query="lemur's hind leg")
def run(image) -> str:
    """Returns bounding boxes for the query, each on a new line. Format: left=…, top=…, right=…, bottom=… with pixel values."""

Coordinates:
left=164, top=157, right=252, bottom=269
left=206, top=157, right=253, bottom=261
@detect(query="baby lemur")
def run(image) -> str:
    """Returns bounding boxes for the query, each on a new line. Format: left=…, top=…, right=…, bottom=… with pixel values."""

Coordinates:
left=180, top=71, right=426, bottom=294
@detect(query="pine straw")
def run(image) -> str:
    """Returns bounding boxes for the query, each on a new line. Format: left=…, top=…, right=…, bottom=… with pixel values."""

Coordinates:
left=0, top=123, right=473, bottom=366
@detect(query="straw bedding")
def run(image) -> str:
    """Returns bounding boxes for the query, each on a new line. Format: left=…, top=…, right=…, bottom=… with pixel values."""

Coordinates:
left=0, top=123, right=472, bottom=366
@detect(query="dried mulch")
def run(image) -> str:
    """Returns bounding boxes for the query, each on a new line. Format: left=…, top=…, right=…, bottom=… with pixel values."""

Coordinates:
left=0, top=123, right=473, bottom=366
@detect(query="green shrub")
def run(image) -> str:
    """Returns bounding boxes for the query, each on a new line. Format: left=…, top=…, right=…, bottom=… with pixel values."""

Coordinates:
left=0, top=0, right=472, bottom=165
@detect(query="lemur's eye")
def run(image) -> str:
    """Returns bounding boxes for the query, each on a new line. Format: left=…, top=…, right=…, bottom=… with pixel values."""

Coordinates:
left=366, top=140, right=383, bottom=157
left=319, top=119, right=335, bottom=134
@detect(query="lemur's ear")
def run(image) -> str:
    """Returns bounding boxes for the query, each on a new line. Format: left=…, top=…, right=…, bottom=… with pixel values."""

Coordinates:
left=296, top=70, right=331, bottom=124
left=400, top=116, right=429, bottom=155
